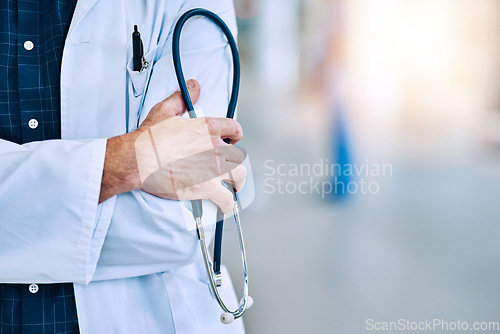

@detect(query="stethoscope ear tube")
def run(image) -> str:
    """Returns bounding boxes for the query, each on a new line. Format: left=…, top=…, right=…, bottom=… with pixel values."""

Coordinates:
left=172, top=8, right=250, bottom=324
left=172, top=8, right=240, bottom=119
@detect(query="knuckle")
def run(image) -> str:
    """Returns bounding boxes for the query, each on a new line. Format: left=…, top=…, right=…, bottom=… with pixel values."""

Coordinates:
left=233, top=121, right=243, bottom=138
left=205, top=118, right=217, bottom=134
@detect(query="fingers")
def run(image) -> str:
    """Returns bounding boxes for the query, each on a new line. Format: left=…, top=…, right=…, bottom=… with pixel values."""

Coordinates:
left=210, top=163, right=246, bottom=213
left=222, top=164, right=247, bottom=193
left=217, top=144, right=245, bottom=164
left=204, top=117, right=243, bottom=144
left=209, top=183, right=235, bottom=214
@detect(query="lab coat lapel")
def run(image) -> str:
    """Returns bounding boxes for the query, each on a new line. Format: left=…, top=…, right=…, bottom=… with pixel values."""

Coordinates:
left=66, top=0, right=100, bottom=39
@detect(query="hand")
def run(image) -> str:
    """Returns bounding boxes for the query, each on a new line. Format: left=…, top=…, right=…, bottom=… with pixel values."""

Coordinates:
left=99, top=79, right=246, bottom=213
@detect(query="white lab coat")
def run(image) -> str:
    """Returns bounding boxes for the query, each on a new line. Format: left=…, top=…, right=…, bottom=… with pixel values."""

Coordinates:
left=0, top=0, right=244, bottom=333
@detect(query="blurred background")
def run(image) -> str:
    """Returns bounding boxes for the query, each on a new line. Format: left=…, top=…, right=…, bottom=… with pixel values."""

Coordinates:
left=222, top=0, right=500, bottom=333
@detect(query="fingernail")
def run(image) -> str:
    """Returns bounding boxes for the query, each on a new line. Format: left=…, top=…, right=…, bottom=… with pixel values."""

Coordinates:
left=187, top=80, right=195, bottom=89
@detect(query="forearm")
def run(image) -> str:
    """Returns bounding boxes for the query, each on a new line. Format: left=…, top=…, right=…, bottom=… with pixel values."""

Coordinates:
left=99, top=133, right=141, bottom=203
left=0, top=138, right=108, bottom=283
left=90, top=0, right=240, bottom=281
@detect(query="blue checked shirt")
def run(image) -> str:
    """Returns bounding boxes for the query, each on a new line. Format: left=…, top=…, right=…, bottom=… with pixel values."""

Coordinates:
left=0, top=0, right=79, bottom=333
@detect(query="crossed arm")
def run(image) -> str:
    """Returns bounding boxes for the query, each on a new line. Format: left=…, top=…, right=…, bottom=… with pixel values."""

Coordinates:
left=0, top=0, right=242, bottom=284
left=100, top=79, right=246, bottom=213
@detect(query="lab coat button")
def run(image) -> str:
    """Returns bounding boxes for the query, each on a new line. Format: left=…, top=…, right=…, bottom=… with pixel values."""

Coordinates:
left=28, top=119, right=38, bottom=129
left=28, top=283, right=39, bottom=294
left=24, top=41, right=34, bottom=51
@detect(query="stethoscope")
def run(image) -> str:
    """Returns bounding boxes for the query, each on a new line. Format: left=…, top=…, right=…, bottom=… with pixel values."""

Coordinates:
left=172, top=8, right=253, bottom=324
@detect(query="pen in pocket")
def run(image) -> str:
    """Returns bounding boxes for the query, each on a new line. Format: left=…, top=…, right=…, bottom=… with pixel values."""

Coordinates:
left=132, top=25, right=148, bottom=72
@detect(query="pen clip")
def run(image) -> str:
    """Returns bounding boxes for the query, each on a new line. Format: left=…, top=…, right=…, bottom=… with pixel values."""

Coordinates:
left=140, top=55, right=149, bottom=73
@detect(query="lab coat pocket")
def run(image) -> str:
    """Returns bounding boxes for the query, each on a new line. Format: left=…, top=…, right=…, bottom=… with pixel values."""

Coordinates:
left=161, top=266, right=244, bottom=334
left=126, top=47, right=157, bottom=98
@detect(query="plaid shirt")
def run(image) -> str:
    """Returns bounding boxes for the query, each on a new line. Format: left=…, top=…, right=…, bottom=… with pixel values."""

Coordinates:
left=0, top=0, right=79, bottom=333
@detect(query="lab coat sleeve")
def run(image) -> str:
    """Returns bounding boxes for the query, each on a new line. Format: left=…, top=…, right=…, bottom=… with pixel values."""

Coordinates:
left=0, top=138, right=108, bottom=284
left=90, top=0, right=238, bottom=281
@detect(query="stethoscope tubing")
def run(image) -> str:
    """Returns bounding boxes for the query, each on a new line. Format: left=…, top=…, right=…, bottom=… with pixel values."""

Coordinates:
left=171, top=8, right=249, bottom=322
left=173, top=8, right=241, bottom=274
left=172, top=8, right=240, bottom=118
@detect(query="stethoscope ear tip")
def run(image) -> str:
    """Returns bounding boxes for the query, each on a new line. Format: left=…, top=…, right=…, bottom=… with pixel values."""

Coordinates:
left=220, top=296, right=253, bottom=324
left=247, top=296, right=254, bottom=308
left=220, top=312, right=235, bottom=324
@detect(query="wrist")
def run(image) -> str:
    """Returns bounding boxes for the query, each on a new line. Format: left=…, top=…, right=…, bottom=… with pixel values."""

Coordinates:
left=99, top=132, right=141, bottom=203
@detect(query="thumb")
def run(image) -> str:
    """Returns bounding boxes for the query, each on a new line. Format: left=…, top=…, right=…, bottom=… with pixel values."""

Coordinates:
left=161, top=79, right=201, bottom=117
left=141, top=79, right=201, bottom=126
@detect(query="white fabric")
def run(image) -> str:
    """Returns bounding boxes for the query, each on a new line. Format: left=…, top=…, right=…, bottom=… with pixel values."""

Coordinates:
left=0, top=0, right=244, bottom=333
